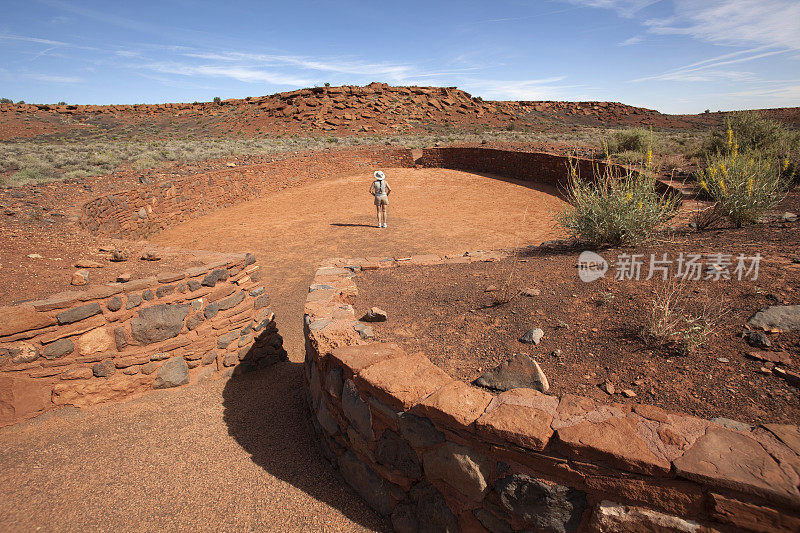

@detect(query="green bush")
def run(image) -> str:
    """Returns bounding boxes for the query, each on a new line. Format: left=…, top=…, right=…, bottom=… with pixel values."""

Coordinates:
left=606, top=128, right=651, bottom=155
left=556, top=158, right=679, bottom=246
left=213, top=96, right=221, bottom=104
left=705, top=111, right=799, bottom=162
left=0, top=98, right=12, bottom=104
left=8, top=166, right=59, bottom=184
left=698, top=135, right=788, bottom=226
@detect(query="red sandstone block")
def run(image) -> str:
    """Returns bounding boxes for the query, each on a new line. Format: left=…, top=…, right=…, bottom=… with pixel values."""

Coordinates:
left=413, top=381, right=493, bottom=432
left=37, top=315, right=107, bottom=345
left=0, top=305, right=56, bottom=337
left=355, top=354, right=452, bottom=411
left=708, top=492, right=800, bottom=533
left=78, top=284, right=124, bottom=301
left=329, top=342, right=407, bottom=375
left=583, top=476, right=704, bottom=517
left=556, top=416, right=671, bottom=477
left=475, top=402, right=554, bottom=452
left=673, top=426, right=799, bottom=506
left=31, top=291, right=83, bottom=312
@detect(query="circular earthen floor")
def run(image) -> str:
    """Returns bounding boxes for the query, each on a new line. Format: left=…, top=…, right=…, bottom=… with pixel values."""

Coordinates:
left=153, top=167, right=566, bottom=359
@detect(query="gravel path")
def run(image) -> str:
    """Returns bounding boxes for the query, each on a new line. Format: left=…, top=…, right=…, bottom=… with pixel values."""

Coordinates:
left=0, top=168, right=563, bottom=531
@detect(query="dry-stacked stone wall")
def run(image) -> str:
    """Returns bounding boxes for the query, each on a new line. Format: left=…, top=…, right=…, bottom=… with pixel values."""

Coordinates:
left=303, top=253, right=800, bottom=533
left=81, top=148, right=413, bottom=239
left=419, top=147, right=677, bottom=198
left=0, top=252, right=285, bottom=427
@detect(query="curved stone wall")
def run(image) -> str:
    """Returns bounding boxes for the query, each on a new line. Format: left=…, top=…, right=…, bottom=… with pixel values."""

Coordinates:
left=81, top=147, right=414, bottom=239
left=0, top=251, right=284, bottom=427
left=303, top=254, right=800, bottom=533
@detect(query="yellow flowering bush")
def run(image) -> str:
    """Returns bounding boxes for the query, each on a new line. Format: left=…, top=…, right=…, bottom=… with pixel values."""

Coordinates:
left=698, top=127, right=787, bottom=226
left=557, top=157, right=679, bottom=246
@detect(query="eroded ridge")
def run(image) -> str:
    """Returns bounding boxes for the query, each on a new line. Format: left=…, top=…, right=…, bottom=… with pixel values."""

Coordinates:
left=304, top=253, right=800, bottom=533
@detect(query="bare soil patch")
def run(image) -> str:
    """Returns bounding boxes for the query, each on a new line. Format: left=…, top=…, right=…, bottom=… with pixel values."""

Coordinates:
left=355, top=192, right=800, bottom=425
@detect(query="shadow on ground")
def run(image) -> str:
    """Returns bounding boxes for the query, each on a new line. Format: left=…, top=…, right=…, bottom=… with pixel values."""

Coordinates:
left=222, top=361, right=390, bottom=531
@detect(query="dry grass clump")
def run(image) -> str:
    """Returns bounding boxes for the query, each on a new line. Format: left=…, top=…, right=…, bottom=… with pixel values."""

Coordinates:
left=642, top=281, right=720, bottom=355
left=556, top=156, right=679, bottom=246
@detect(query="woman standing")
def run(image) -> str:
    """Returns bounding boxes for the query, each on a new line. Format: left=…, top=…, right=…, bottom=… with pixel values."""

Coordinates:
left=369, top=170, right=391, bottom=228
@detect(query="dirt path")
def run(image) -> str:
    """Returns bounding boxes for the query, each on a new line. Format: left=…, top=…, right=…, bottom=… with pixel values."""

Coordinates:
left=0, top=168, right=564, bottom=532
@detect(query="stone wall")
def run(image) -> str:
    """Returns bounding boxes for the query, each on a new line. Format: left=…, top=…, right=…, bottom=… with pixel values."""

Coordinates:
left=0, top=252, right=285, bottom=427
left=419, top=147, right=677, bottom=198
left=81, top=148, right=414, bottom=239
left=303, top=254, right=800, bottom=533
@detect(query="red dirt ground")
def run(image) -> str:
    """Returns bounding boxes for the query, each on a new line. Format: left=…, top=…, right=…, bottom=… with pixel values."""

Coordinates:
left=355, top=192, right=800, bottom=425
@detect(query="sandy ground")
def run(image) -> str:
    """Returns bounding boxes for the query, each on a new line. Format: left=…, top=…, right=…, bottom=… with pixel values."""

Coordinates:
left=0, top=168, right=564, bottom=532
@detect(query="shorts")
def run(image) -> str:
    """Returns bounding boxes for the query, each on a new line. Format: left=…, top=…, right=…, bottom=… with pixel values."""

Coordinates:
left=374, top=195, right=389, bottom=206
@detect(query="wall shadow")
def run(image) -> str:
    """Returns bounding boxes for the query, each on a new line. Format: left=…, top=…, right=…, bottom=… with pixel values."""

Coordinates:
left=330, top=222, right=376, bottom=228
left=221, top=361, right=390, bottom=531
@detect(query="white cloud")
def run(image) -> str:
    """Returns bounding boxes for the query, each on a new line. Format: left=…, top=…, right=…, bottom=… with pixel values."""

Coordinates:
left=461, top=77, right=575, bottom=100
left=146, top=62, right=311, bottom=86
left=619, top=35, right=643, bottom=46
left=644, top=0, right=800, bottom=50
left=0, top=33, right=68, bottom=46
left=182, top=51, right=416, bottom=80
left=564, top=0, right=658, bottom=18
left=632, top=46, right=792, bottom=82
left=26, top=73, right=82, bottom=83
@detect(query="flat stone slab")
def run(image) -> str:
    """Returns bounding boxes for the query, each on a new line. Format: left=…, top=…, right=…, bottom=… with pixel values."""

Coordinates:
left=557, top=416, right=671, bottom=476
left=673, top=426, right=799, bottom=504
left=355, top=354, right=452, bottom=411
left=476, top=393, right=555, bottom=451
left=330, top=342, right=407, bottom=374
left=413, top=381, right=493, bottom=430
left=748, top=305, right=800, bottom=331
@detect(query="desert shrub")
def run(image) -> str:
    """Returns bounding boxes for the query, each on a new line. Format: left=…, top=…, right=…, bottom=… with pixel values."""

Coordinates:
left=556, top=158, right=679, bottom=246
left=643, top=281, right=717, bottom=355
left=706, top=111, right=799, bottom=159
left=0, top=98, right=12, bottom=104
left=698, top=128, right=789, bottom=226
left=57, top=101, right=66, bottom=106
left=132, top=156, right=160, bottom=171
left=8, top=165, right=59, bottom=184
left=213, top=96, right=221, bottom=104
left=606, top=128, right=651, bottom=155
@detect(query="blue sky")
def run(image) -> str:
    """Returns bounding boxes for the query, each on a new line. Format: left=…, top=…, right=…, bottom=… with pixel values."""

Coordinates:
left=1, top=0, right=798, bottom=113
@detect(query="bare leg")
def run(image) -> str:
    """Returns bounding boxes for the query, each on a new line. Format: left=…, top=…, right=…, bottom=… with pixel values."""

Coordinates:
left=375, top=205, right=381, bottom=227
left=381, top=205, right=388, bottom=227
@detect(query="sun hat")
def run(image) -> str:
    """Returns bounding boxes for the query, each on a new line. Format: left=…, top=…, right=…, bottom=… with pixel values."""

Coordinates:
left=374, top=171, right=385, bottom=180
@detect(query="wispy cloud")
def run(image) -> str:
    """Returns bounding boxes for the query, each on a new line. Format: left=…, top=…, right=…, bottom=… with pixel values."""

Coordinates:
left=461, top=76, right=576, bottom=100
left=632, top=46, right=792, bottom=82
left=182, top=51, right=416, bottom=80
left=563, top=0, right=659, bottom=18
left=0, top=32, right=68, bottom=46
left=619, top=35, right=643, bottom=46
left=25, top=73, right=83, bottom=83
left=643, top=0, right=800, bottom=50
left=145, top=62, right=311, bottom=86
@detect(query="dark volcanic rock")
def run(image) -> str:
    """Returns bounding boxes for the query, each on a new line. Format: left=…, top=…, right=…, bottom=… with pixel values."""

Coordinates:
left=496, top=474, right=586, bottom=533
left=152, top=356, right=189, bottom=389
left=130, top=304, right=190, bottom=345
